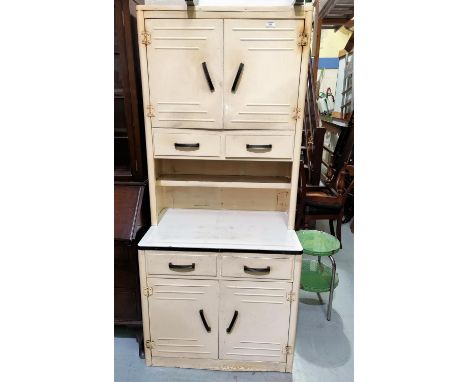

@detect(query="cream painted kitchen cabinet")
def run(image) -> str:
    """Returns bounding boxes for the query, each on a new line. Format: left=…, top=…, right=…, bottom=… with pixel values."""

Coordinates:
left=136, top=2, right=313, bottom=373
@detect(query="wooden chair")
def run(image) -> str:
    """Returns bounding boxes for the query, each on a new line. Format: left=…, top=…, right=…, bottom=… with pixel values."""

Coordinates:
left=295, top=163, right=354, bottom=244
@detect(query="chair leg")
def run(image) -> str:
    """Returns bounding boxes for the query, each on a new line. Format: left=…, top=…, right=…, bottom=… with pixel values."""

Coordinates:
left=329, top=220, right=335, bottom=236
left=336, top=214, right=343, bottom=248
left=327, top=255, right=336, bottom=321
left=295, top=198, right=305, bottom=230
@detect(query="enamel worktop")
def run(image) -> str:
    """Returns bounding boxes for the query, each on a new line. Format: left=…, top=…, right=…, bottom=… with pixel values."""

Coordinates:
left=138, top=208, right=302, bottom=253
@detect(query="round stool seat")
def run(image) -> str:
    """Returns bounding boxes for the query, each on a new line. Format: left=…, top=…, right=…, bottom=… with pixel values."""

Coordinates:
left=296, top=230, right=340, bottom=256
left=301, top=258, right=339, bottom=292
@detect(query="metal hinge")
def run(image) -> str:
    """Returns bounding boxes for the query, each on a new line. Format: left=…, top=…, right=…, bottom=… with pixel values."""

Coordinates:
left=292, top=107, right=302, bottom=120
left=146, top=105, right=155, bottom=117
left=283, top=345, right=293, bottom=355
left=143, top=287, right=153, bottom=297
left=141, top=31, right=151, bottom=45
left=287, top=292, right=296, bottom=302
left=298, top=33, right=308, bottom=46
left=145, top=340, right=155, bottom=349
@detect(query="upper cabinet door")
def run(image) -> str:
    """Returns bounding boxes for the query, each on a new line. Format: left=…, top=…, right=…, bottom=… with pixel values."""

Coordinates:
left=224, top=19, right=304, bottom=130
left=145, top=19, right=223, bottom=129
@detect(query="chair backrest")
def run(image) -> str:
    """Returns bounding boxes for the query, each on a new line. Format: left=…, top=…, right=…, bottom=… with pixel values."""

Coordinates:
left=333, top=164, right=354, bottom=196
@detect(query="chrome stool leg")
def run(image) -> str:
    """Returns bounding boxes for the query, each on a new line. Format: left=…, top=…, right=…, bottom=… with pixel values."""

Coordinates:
left=327, top=255, right=336, bottom=321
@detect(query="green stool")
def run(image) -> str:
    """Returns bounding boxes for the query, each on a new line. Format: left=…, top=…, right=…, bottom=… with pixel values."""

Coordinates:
left=297, top=230, right=340, bottom=321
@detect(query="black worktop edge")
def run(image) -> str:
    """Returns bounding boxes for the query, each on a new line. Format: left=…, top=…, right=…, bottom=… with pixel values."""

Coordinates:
left=137, top=246, right=303, bottom=255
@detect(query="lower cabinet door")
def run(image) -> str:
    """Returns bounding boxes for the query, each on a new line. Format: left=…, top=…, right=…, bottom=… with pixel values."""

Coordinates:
left=147, top=278, right=219, bottom=359
left=219, top=280, right=292, bottom=363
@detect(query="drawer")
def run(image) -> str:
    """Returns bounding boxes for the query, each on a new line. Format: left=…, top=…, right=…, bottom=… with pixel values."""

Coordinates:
left=225, top=134, right=295, bottom=159
left=221, top=254, right=294, bottom=280
left=146, top=251, right=217, bottom=276
left=153, top=131, right=221, bottom=157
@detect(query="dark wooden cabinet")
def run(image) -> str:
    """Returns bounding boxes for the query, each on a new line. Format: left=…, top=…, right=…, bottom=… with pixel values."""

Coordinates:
left=114, top=182, right=150, bottom=357
left=114, top=0, right=145, bottom=181
left=114, top=0, right=149, bottom=358
left=115, top=182, right=149, bottom=324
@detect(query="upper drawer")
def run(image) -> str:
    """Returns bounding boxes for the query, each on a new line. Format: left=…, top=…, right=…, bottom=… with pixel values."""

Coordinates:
left=221, top=254, right=294, bottom=280
left=146, top=251, right=217, bottom=276
left=225, top=134, right=294, bottom=160
left=153, top=131, right=221, bottom=158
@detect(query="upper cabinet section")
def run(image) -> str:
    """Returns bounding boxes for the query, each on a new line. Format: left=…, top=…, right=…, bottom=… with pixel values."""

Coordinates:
left=145, top=19, right=223, bottom=129
left=143, top=18, right=305, bottom=131
left=223, top=19, right=304, bottom=130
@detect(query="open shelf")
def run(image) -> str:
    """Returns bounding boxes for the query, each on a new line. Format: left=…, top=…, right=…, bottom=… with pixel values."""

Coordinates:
left=156, top=174, right=291, bottom=189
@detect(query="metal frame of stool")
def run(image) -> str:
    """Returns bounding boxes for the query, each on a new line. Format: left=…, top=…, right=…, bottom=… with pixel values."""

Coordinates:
left=327, top=255, right=336, bottom=321
left=317, top=254, right=337, bottom=321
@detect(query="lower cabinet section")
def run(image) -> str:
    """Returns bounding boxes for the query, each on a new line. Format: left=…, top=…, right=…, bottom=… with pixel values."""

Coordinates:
left=139, top=250, right=302, bottom=371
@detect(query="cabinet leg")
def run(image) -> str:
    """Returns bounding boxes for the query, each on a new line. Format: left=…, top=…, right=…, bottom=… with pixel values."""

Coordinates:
left=136, top=329, right=145, bottom=359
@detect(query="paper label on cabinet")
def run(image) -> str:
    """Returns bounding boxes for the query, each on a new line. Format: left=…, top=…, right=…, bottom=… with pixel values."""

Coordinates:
left=265, top=21, right=276, bottom=28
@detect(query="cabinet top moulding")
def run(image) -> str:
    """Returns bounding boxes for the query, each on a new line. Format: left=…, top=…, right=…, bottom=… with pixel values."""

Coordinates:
left=137, top=4, right=313, bottom=19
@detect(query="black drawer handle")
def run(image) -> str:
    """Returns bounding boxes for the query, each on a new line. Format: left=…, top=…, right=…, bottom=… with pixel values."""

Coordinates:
left=243, top=265, right=271, bottom=275
left=174, top=143, right=200, bottom=149
left=226, top=310, right=239, bottom=333
left=246, top=144, right=272, bottom=150
left=231, top=63, right=244, bottom=93
left=168, top=262, right=195, bottom=271
left=199, top=309, right=211, bottom=332
left=202, top=62, right=215, bottom=92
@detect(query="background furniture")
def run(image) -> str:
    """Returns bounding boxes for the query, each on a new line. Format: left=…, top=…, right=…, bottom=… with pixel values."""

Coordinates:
left=114, top=0, right=150, bottom=354
left=297, top=229, right=340, bottom=320
left=321, top=111, right=354, bottom=185
left=114, top=181, right=149, bottom=357
left=301, top=57, right=326, bottom=187
left=295, top=163, right=354, bottom=244
left=114, top=0, right=146, bottom=181
left=136, top=2, right=313, bottom=372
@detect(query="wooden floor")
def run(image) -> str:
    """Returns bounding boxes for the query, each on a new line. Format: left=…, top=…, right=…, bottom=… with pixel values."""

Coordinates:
left=115, top=220, right=354, bottom=382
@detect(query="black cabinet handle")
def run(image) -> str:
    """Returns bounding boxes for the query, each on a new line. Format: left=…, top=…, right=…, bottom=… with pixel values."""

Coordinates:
left=174, top=143, right=200, bottom=149
left=202, top=62, right=215, bottom=92
left=168, top=262, right=195, bottom=271
left=199, top=310, right=211, bottom=332
left=226, top=310, right=239, bottom=333
left=246, top=144, right=273, bottom=150
left=231, top=63, right=244, bottom=93
left=243, top=265, right=271, bottom=275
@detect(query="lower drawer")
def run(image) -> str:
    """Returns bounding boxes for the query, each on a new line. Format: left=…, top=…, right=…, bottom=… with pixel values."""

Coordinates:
left=225, top=134, right=294, bottom=160
left=153, top=131, right=221, bottom=158
left=146, top=251, right=217, bottom=276
left=221, top=254, right=294, bottom=280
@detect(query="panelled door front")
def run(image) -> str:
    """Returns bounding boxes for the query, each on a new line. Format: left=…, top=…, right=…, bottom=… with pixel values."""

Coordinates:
left=219, top=280, right=292, bottom=363
left=145, top=19, right=223, bottom=129
left=147, top=278, right=219, bottom=359
left=224, top=19, right=304, bottom=130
